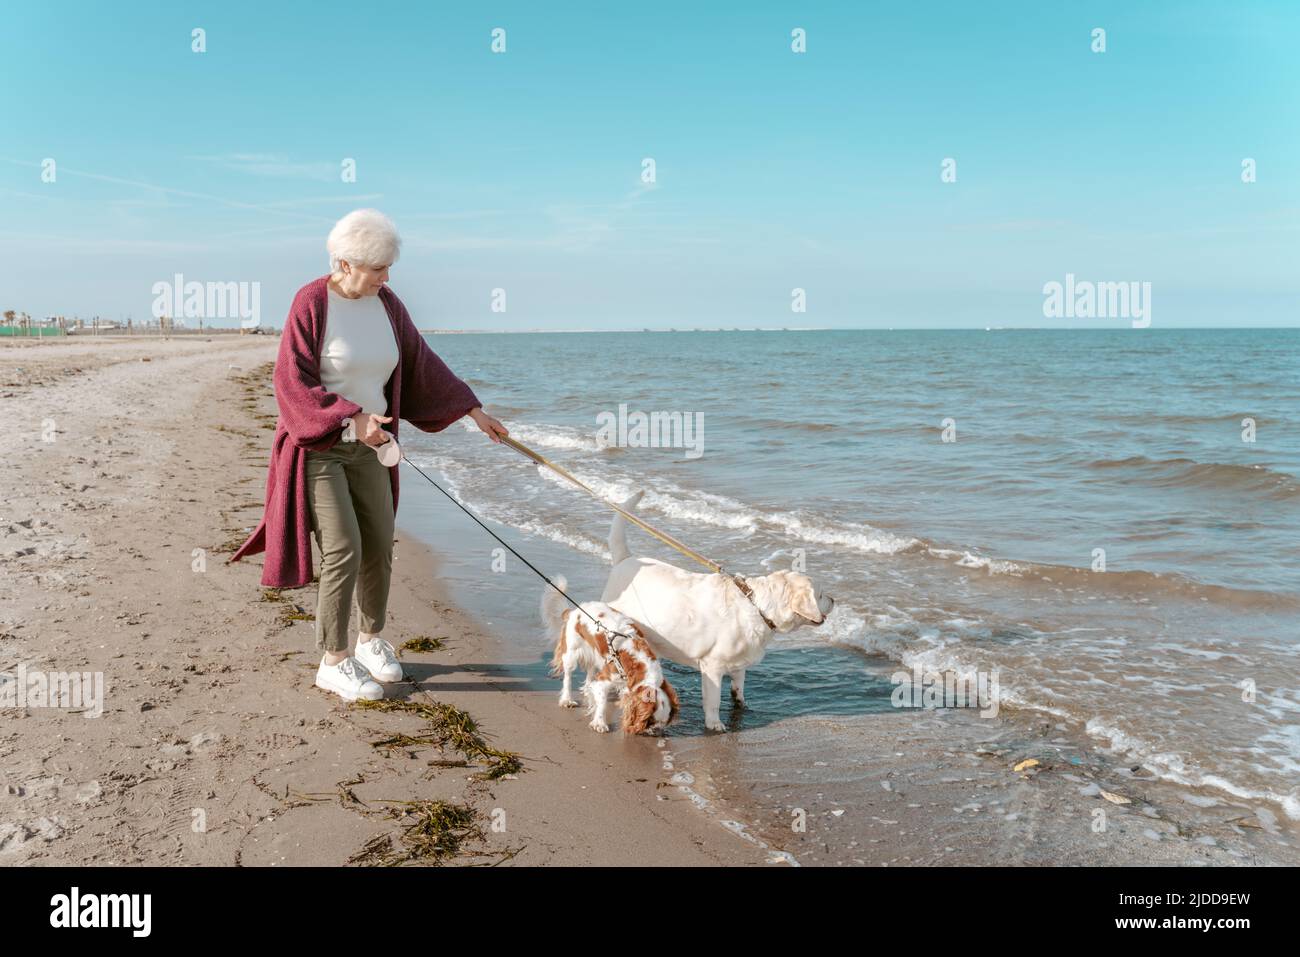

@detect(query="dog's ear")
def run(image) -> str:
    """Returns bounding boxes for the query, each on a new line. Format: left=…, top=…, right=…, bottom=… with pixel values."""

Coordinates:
left=661, top=680, right=680, bottom=724
left=786, top=574, right=823, bottom=623
left=621, top=688, right=657, bottom=735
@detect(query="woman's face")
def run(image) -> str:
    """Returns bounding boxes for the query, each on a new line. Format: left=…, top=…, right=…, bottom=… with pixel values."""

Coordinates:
left=337, top=261, right=391, bottom=297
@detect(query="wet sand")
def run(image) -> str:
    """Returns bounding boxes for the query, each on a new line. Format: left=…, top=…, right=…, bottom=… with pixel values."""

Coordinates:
left=666, top=697, right=1293, bottom=866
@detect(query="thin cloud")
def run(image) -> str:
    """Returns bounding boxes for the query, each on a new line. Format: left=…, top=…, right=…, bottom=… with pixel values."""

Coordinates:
left=259, top=193, right=385, bottom=208
left=188, top=153, right=346, bottom=183
left=0, top=157, right=337, bottom=224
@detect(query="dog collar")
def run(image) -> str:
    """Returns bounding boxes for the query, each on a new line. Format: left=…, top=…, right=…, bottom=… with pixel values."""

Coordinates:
left=731, top=576, right=779, bottom=632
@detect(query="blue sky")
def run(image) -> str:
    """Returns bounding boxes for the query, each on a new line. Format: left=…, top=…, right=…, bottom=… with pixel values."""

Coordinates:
left=1, top=0, right=1296, bottom=328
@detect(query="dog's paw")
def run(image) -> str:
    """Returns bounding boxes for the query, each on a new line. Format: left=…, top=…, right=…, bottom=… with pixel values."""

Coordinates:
left=589, top=720, right=611, bottom=733
left=705, top=718, right=728, bottom=733
left=559, top=696, right=579, bottom=709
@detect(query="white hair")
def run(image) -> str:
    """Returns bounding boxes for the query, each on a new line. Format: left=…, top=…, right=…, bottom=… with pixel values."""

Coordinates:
left=327, top=208, right=402, bottom=272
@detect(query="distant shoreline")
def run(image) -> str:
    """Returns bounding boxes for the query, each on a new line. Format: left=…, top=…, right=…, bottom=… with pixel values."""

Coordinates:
left=3, top=326, right=1296, bottom=343
left=417, top=325, right=1300, bottom=335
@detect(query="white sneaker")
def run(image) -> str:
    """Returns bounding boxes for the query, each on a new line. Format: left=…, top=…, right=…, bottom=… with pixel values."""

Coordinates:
left=315, top=656, right=383, bottom=701
left=354, top=636, right=404, bottom=683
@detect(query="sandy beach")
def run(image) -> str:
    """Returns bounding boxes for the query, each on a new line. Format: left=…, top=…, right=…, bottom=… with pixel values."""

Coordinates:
left=1, top=336, right=1289, bottom=867
left=0, top=336, right=777, bottom=866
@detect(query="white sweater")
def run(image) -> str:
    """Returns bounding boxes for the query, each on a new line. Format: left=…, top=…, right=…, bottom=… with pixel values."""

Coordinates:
left=319, top=287, right=399, bottom=415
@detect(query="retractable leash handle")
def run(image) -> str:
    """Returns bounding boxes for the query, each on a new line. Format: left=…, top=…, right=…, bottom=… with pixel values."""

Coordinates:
left=374, top=436, right=402, bottom=467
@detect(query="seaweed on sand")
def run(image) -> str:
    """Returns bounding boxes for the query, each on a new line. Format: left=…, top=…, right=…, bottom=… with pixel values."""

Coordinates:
left=400, top=635, right=444, bottom=653
left=346, top=799, right=482, bottom=866
left=352, top=698, right=522, bottom=780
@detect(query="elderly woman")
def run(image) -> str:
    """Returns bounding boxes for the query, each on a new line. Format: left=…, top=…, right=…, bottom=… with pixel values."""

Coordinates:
left=232, top=209, right=507, bottom=702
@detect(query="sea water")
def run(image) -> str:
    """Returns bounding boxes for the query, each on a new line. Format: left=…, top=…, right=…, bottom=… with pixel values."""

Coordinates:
left=398, top=328, right=1300, bottom=859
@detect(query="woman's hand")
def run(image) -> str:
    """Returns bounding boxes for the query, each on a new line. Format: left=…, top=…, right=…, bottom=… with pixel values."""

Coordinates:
left=349, top=412, right=394, bottom=447
left=468, top=406, right=509, bottom=444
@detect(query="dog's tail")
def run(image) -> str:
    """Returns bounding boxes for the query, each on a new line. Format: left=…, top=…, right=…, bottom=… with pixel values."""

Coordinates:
left=541, top=574, right=570, bottom=675
left=608, top=490, right=645, bottom=565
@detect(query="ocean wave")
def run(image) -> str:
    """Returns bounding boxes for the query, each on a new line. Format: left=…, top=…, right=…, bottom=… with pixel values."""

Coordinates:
left=916, top=543, right=1298, bottom=610
left=538, top=468, right=762, bottom=533
left=1085, top=455, right=1300, bottom=499
left=1096, top=412, right=1261, bottom=427
left=766, top=509, right=922, bottom=556
left=946, top=550, right=1026, bottom=575
left=742, top=417, right=839, bottom=433
left=502, top=421, right=604, bottom=452
left=1084, top=719, right=1300, bottom=821
left=966, top=556, right=1300, bottom=610
left=547, top=472, right=924, bottom=556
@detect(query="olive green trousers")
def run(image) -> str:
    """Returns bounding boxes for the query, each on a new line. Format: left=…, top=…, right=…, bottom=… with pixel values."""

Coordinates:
left=305, top=440, right=395, bottom=654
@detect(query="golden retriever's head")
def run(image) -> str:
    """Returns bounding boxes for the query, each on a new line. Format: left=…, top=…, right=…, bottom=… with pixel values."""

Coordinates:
left=748, top=570, right=834, bottom=632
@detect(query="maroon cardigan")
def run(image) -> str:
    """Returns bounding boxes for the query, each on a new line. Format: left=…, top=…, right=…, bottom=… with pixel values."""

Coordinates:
left=229, top=276, right=480, bottom=587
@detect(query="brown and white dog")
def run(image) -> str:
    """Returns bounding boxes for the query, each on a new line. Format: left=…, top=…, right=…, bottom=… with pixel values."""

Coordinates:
left=541, top=575, right=679, bottom=734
